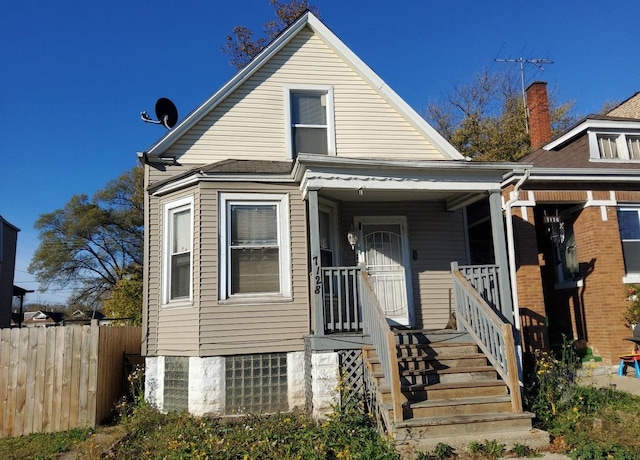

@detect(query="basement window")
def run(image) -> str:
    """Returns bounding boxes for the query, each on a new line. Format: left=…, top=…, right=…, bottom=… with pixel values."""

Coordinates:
left=164, top=356, right=189, bottom=412
left=225, top=353, right=288, bottom=414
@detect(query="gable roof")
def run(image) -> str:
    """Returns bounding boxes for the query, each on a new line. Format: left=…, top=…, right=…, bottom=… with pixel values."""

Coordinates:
left=543, top=114, right=640, bottom=151
left=141, top=12, right=463, bottom=161
left=607, top=91, right=640, bottom=119
left=513, top=114, right=640, bottom=180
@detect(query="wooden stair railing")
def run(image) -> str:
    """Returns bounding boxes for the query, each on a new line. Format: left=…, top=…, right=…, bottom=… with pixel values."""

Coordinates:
left=359, top=270, right=403, bottom=424
left=451, top=262, right=523, bottom=413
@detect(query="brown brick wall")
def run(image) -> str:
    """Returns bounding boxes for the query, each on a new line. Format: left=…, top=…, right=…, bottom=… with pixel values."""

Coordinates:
left=563, top=206, right=630, bottom=364
left=511, top=207, right=549, bottom=353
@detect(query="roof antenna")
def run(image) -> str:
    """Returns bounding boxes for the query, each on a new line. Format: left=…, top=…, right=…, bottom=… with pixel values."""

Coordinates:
left=495, top=57, right=553, bottom=133
left=141, top=98, right=179, bottom=129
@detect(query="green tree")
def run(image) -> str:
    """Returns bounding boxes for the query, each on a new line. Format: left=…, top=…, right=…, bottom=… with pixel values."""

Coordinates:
left=103, top=270, right=143, bottom=325
left=425, top=70, right=575, bottom=161
left=222, top=0, right=319, bottom=70
left=29, top=167, right=144, bottom=312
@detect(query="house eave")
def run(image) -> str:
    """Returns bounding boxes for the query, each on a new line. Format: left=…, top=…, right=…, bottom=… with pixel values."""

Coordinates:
left=150, top=171, right=295, bottom=197
left=296, top=155, right=516, bottom=200
left=544, top=118, right=640, bottom=151
left=503, top=167, right=640, bottom=186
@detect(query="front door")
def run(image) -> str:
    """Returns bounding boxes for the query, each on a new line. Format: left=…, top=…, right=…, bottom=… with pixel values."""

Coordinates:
left=356, top=217, right=412, bottom=326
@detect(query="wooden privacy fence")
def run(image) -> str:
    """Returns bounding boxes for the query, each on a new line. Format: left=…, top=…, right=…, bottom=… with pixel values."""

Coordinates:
left=0, top=324, right=141, bottom=438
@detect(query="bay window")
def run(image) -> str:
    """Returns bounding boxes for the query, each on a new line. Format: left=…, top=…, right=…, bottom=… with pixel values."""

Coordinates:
left=163, top=196, right=193, bottom=304
left=220, top=193, right=291, bottom=300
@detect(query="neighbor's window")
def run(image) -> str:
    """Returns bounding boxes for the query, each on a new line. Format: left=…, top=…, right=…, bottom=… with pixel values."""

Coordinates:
left=286, top=85, right=334, bottom=159
left=593, top=133, right=640, bottom=161
left=618, top=207, right=640, bottom=280
left=220, top=193, right=291, bottom=300
left=163, top=196, right=193, bottom=304
left=597, top=135, right=619, bottom=159
left=627, top=135, right=640, bottom=159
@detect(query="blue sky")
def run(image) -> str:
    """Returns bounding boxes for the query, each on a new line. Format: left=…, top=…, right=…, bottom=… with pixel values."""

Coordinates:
left=3, top=0, right=639, bottom=305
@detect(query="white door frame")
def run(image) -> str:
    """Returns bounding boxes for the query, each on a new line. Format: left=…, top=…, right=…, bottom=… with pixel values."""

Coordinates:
left=354, top=215, right=414, bottom=327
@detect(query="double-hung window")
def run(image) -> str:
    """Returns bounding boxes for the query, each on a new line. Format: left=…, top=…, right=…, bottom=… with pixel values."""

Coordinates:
left=220, top=193, right=291, bottom=300
left=285, top=85, right=335, bottom=159
left=163, top=196, right=193, bottom=305
left=618, top=207, right=640, bottom=282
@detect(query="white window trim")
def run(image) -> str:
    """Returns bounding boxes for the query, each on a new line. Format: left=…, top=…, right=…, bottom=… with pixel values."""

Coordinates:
left=588, top=130, right=640, bottom=161
left=219, top=193, right=291, bottom=301
left=619, top=206, right=640, bottom=282
left=162, top=195, right=194, bottom=307
left=284, top=84, right=335, bottom=159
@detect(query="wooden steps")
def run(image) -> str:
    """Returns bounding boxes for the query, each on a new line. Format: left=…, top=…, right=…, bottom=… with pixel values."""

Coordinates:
left=363, top=329, right=541, bottom=455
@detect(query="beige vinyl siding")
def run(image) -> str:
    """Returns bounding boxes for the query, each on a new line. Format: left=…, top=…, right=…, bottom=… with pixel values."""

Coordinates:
left=198, top=182, right=309, bottom=356
left=340, top=201, right=467, bottom=330
left=167, top=27, right=445, bottom=163
left=145, top=165, right=202, bottom=356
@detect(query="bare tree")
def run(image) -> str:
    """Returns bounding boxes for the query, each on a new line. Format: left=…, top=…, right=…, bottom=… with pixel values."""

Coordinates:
left=222, top=0, right=319, bottom=70
left=425, top=70, right=575, bottom=161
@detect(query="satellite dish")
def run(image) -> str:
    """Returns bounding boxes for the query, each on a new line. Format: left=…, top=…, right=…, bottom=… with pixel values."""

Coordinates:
left=140, top=97, right=178, bottom=129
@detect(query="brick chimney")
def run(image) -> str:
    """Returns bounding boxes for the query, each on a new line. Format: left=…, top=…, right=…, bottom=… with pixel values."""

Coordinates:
left=526, top=81, right=552, bottom=150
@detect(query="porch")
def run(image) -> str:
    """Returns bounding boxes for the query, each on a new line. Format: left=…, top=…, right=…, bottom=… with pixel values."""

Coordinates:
left=298, top=155, right=530, bottom=445
left=306, top=262, right=530, bottom=449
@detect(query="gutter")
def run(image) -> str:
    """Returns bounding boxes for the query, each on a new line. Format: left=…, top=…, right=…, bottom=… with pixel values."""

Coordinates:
left=503, top=168, right=530, bottom=370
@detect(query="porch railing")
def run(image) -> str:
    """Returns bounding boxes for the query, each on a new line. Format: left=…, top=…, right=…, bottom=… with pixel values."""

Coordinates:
left=321, top=267, right=363, bottom=333
left=452, top=262, right=522, bottom=412
left=457, top=264, right=501, bottom=312
left=360, top=271, right=403, bottom=424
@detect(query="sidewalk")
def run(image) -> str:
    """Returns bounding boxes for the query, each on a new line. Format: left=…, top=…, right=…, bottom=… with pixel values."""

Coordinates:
left=505, top=366, right=640, bottom=460
left=577, top=364, right=640, bottom=396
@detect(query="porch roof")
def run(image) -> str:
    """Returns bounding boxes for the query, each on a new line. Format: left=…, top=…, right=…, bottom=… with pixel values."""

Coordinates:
left=294, top=154, right=521, bottom=208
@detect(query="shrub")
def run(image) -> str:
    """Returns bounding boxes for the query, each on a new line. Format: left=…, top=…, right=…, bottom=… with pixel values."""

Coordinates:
left=623, top=284, right=640, bottom=328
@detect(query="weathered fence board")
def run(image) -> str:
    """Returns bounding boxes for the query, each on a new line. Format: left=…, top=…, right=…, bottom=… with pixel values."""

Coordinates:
left=0, top=324, right=141, bottom=438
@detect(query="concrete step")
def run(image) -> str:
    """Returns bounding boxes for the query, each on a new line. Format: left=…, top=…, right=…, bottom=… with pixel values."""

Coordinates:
left=394, top=411, right=535, bottom=440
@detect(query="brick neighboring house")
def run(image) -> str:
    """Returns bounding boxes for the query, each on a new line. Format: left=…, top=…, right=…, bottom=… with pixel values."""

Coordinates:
left=505, top=82, right=640, bottom=364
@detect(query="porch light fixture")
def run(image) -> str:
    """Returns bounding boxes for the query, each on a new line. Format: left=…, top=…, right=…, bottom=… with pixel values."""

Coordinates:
left=347, top=231, right=358, bottom=250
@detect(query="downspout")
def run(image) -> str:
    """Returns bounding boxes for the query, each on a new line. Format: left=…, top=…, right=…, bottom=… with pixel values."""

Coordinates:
left=504, top=169, right=530, bottom=365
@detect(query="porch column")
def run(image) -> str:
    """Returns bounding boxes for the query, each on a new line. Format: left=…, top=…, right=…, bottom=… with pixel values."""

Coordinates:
left=489, top=191, right=514, bottom=324
left=308, top=189, right=324, bottom=336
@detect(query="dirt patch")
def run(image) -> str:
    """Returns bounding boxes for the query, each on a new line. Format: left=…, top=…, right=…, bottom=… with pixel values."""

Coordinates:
left=57, top=425, right=127, bottom=459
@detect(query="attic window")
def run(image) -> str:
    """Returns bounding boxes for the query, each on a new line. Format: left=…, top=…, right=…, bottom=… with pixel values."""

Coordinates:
left=597, top=135, right=618, bottom=159
left=627, top=135, right=640, bottom=159
left=285, top=85, right=335, bottom=159
left=592, top=133, right=640, bottom=161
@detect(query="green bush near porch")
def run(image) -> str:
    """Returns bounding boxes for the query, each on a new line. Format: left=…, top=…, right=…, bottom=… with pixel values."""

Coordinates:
left=525, top=341, right=640, bottom=459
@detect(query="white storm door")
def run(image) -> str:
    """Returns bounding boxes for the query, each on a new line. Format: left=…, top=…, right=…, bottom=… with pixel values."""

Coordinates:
left=357, top=218, right=411, bottom=326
